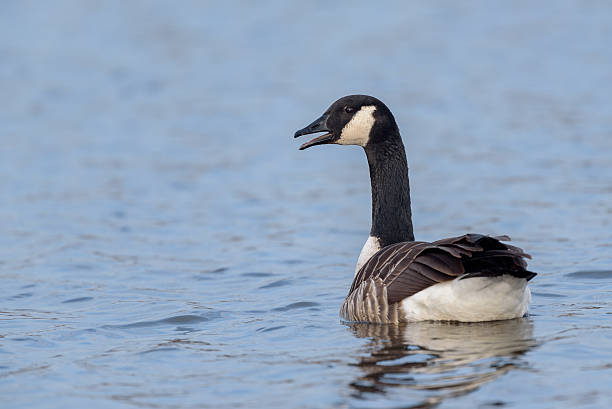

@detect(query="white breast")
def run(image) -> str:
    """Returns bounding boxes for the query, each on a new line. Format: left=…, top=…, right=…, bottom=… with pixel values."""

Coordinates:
left=355, top=235, right=382, bottom=275
left=400, top=275, right=531, bottom=322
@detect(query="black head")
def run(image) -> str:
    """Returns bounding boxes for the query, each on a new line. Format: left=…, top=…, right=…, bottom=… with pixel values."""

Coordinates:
left=294, top=95, right=400, bottom=150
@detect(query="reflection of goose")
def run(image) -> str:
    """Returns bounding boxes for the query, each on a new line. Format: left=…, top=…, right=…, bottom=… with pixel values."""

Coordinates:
left=295, top=95, right=536, bottom=323
left=348, top=319, right=536, bottom=405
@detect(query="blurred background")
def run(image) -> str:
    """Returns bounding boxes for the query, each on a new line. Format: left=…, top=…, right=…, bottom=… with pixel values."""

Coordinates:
left=1, top=1, right=611, bottom=409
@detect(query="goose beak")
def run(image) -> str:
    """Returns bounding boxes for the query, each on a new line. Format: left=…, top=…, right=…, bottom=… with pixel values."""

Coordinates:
left=294, top=113, right=334, bottom=150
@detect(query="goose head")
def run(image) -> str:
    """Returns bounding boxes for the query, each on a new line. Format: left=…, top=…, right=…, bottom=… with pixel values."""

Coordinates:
left=294, top=95, right=400, bottom=150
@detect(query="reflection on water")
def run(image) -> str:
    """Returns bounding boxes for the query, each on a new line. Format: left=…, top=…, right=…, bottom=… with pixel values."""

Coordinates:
left=349, top=319, right=536, bottom=407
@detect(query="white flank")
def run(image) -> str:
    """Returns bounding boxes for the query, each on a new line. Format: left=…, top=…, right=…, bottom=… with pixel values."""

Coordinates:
left=401, top=275, right=531, bottom=322
left=337, top=105, right=377, bottom=147
left=355, top=235, right=382, bottom=275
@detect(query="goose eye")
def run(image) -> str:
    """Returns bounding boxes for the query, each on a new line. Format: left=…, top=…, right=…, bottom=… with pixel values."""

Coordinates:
left=344, top=106, right=355, bottom=114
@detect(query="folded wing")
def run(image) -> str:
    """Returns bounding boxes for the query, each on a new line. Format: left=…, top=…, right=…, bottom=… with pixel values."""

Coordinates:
left=340, top=234, right=536, bottom=323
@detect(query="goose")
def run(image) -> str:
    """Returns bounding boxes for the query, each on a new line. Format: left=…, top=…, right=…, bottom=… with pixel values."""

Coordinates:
left=294, top=95, right=536, bottom=323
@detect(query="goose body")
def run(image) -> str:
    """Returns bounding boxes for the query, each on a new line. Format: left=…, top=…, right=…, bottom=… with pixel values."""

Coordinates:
left=294, top=95, right=536, bottom=323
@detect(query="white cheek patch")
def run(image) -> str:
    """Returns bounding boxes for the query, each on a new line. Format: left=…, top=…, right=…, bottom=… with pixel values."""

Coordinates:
left=337, top=105, right=377, bottom=147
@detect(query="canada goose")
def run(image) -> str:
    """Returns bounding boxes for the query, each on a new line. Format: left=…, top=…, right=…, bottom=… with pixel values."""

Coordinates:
left=294, top=95, right=536, bottom=323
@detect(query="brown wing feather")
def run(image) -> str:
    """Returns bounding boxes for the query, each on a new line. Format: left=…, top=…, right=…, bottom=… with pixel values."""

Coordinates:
left=342, top=234, right=536, bottom=322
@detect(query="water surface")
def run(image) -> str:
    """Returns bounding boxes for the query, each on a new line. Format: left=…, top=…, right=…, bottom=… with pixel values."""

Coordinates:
left=1, top=1, right=612, bottom=408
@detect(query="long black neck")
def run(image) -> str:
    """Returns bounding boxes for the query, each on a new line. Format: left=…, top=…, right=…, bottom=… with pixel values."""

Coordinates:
left=364, top=137, right=414, bottom=247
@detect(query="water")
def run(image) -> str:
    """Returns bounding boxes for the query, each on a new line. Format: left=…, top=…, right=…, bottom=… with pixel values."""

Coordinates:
left=1, top=1, right=612, bottom=408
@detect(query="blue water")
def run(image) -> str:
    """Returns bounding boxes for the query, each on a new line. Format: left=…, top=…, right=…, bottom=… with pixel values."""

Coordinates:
left=1, top=1, right=612, bottom=408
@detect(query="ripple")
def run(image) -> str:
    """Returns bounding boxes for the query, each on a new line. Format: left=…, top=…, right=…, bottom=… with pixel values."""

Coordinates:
left=194, top=267, right=229, bottom=280
left=259, top=279, right=291, bottom=289
left=565, top=270, right=612, bottom=279
left=69, top=264, right=95, bottom=271
left=532, top=292, right=566, bottom=298
left=256, top=326, right=286, bottom=333
left=102, top=312, right=220, bottom=330
left=139, top=347, right=181, bottom=355
left=62, top=296, right=93, bottom=303
left=272, top=302, right=319, bottom=312
left=242, top=272, right=274, bottom=277
left=9, top=292, right=33, bottom=300
left=282, top=259, right=304, bottom=265
left=202, top=267, right=228, bottom=274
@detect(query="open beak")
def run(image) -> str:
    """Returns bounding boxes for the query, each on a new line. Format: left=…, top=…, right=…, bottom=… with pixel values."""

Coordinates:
left=294, top=113, right=334, bottom=150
